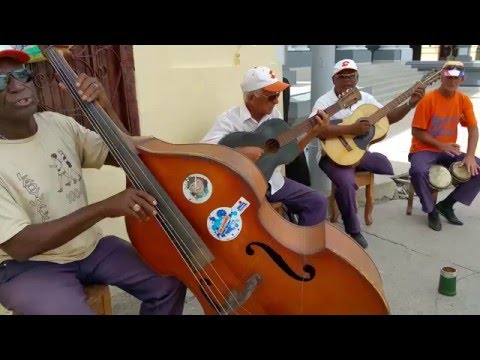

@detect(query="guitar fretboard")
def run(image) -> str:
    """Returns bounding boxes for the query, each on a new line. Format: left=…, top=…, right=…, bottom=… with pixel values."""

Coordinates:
left=276, top=102, right=343, bottom=147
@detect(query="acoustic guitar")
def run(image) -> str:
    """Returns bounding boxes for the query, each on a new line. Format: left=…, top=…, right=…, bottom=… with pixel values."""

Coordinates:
left=219, top=87, right=361, bottom=181
left=321, top=69, right=442, bottom=166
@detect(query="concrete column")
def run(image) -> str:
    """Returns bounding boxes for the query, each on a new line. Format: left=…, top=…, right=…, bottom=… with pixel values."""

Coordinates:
left=476, top=46, right=480, bottom=60
left=456, top=45, right=472, bottom=62
left=397, top=45, right=413, bottom=61
left=288, top=45, right=310, bottom=51
left=373, top=45, right=401, bottom=62
left=335, top=45, right=372, bottom=63
left=305, top=45, right=336, bottom=195
left=275, top=45, right=286, bottom=65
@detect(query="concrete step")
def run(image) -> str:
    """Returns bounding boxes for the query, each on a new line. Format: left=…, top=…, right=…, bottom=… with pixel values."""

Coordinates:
left=362, top=73, right=423, bottom=90
left=291, top=62, right=421, bottom=83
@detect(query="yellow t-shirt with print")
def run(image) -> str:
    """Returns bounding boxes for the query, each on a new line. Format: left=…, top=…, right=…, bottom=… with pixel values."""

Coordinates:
left=0, top=111, right=109, bottom=264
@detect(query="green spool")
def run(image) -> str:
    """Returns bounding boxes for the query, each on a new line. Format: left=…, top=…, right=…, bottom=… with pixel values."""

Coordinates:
left=438, top=266, right=457, bottom=296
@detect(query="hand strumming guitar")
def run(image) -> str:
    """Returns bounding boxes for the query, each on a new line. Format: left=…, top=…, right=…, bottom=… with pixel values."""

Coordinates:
left=349, top=120, right=371, bottom=136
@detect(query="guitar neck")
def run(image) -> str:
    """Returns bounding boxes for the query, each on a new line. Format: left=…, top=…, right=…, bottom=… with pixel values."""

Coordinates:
left=368, top=82, right=420, bottom=125
left=276, top=102, right=342, bottom=147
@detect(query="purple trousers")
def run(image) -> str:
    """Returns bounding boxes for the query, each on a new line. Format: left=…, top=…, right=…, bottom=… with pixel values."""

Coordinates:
left=409, top=151, right=480, bottom=213
left=267, top=177, right=327, bottom=226
left=319, top=151, right=394, bottom=234
left=0, top=236, right=187, bottom=315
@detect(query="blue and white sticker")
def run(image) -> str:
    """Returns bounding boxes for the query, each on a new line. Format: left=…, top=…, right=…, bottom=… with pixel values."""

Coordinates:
left=207, top=197, right=250, bottom=241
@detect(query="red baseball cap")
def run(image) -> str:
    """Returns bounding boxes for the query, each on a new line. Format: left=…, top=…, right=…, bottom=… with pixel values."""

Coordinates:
left=0, top=45, right=31, bottom=64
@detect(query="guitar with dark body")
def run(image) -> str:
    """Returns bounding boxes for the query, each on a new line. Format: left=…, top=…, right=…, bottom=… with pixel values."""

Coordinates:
left=218, top=88, right=361, bottom=181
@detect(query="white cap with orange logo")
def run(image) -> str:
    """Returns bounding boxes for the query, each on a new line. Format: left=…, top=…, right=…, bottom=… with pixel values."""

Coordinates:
left=240, top=66, right=290, bottom=93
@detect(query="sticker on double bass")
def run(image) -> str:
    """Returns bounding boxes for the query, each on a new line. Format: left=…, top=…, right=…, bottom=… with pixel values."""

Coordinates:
left=182, top=174, right=212, bottom=204
left=207, top=197, right=251, bottom=241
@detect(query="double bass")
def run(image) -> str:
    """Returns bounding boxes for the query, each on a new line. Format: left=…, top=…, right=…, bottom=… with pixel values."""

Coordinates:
left=42, top=46, right=390, bottom=315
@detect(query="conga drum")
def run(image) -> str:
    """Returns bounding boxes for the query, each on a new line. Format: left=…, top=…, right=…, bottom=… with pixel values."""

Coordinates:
left=429, top=165, right=452, bottom=190
left=450, top=161, right=471, bottom=186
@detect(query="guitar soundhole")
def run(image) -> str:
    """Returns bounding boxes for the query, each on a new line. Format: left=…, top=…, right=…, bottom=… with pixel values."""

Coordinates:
left=264, top=139, right=280, bottom=153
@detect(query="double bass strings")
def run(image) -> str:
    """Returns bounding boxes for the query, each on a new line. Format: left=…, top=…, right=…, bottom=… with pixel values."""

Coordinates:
left=47, top=49, right=237, bottom=314
left=46, top=47, right=248, bottom=315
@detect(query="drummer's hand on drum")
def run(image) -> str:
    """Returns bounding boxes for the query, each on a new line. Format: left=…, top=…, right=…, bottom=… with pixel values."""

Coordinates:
left=462, top=155, right=480, bottom=176
left=236, top=146, right=264, bottom=162
left=439, top=143, right=461, bottom=157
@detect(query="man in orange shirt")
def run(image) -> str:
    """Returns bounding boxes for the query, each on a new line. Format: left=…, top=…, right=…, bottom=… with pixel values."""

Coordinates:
left=409, top=61, right=480, bottom=231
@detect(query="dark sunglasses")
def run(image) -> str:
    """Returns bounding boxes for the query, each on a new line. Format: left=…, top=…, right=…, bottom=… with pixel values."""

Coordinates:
left=257, top=92, right=281, bottom=101
left=0, top=68, right=34, bottom=92
left=335, top=72, right=357, bottom=79
left=444, top=65, right=465, bottom=71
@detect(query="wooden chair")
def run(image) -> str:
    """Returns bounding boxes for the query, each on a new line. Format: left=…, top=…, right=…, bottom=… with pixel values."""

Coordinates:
left=84, top=284, right=113, bottom=315
left=271, top=202, right=286, bottom=217
left=406, top=183, right=438, bottom=215
left=9, top=284, right=112, bottom=315
left=329, top=171, right=374, bottom=226
left=271, top=202, right=298, bottom=223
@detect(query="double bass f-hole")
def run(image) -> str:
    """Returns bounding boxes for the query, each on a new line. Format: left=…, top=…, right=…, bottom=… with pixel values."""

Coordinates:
left=246, top=242, right=316, bottom=282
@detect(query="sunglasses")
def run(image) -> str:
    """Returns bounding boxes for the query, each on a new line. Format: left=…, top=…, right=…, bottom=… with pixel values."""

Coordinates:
left=335, top=72, right=357, bottom=79
left=257, top=92, right=281, bottom=101
left=444, top=65, right=465, bottom=71
left=0, top=68, right=34, bottom=92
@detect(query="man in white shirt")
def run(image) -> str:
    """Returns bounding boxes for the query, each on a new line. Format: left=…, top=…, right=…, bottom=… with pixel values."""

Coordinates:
left=202, top=66, right=329, bottom=226
left=0, top=46, right=186, bottom=314
left=310, top=59, right=425, bottom=248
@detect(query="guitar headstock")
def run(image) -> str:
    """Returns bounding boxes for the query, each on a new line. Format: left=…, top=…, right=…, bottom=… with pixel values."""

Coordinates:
left=420, top=68, right=442, bottom=87
left=338, top=87, right=362, bottom=109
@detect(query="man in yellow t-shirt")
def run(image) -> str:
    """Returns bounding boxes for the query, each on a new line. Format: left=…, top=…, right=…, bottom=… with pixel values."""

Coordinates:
left=409, top=60, right=480, bottom=231
left=0, top=46, right=186, bottom=314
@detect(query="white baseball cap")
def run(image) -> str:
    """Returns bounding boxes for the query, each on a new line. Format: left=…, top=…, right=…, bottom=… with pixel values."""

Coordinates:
left=240, top=66, right=290, bottom=93
left=0, top=45, right=30, bottom=64
left=333, top=59, right=358, bottom=75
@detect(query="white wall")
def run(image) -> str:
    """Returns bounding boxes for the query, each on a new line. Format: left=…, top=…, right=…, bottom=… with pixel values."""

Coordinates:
left=83, top=45, right=282, bottom=240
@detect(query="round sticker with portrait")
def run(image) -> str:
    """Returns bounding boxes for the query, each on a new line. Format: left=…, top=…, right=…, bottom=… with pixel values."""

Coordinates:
left=182, top=174, right=212, bottom=204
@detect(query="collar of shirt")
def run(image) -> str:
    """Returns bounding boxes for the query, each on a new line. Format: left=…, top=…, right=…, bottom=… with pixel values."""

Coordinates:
left=239, top=102, right=279, bottom=126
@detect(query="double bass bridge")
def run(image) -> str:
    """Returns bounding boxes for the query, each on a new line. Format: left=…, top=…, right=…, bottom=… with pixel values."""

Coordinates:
left=201, top=274, right=261, bottom=315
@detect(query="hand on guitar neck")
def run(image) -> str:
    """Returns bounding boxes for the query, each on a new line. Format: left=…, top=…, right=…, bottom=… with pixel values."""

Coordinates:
left=297, top=110, right=330, bottom=151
